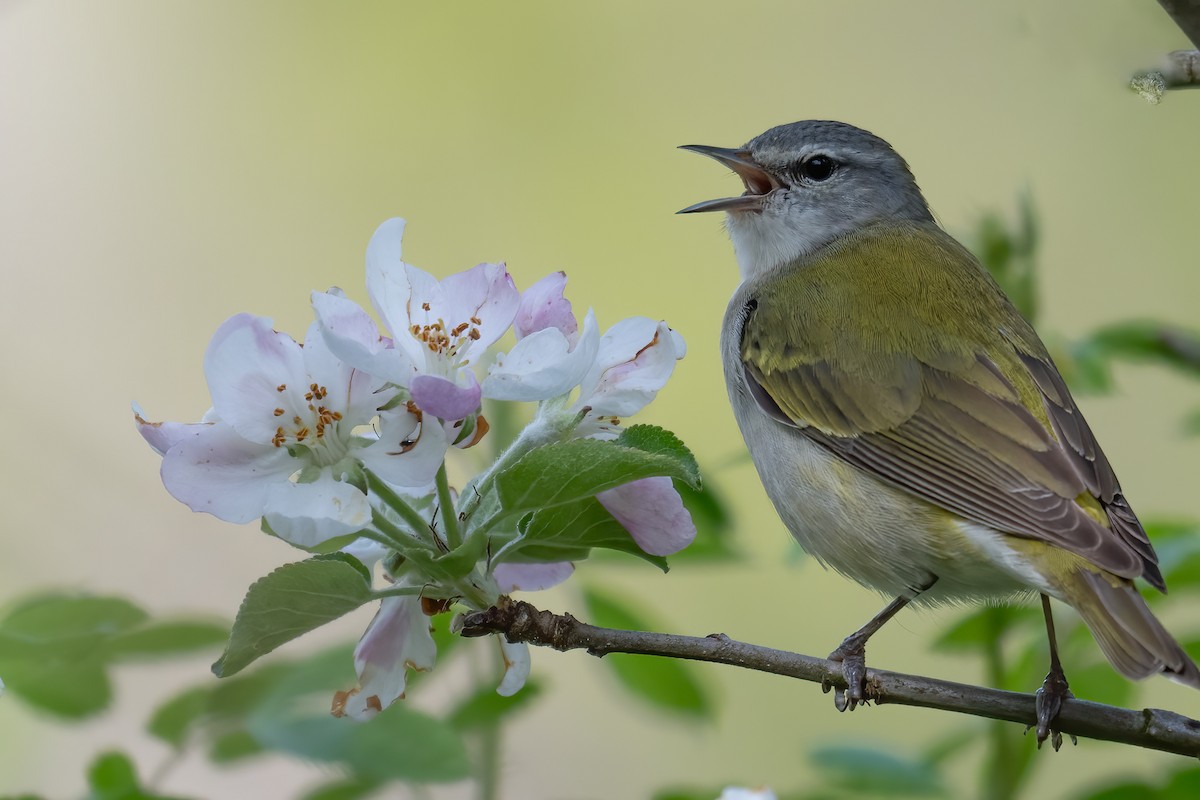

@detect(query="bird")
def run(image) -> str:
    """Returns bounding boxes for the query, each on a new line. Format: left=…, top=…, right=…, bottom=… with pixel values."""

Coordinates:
left=678, top=120, right=1199, bottom=748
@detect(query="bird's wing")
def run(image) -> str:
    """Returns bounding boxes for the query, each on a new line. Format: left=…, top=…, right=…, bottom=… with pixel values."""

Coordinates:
left=738, top=223, right=1162, bottom=589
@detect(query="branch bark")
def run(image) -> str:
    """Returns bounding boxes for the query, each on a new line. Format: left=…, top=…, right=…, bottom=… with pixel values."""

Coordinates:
left=1159, top=0, right=1200, bottom=48
left=458, top=598, right=1200, bottom=758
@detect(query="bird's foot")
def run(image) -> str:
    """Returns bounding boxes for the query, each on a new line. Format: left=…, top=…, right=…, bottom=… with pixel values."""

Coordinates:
left=1025, top=667, right=1077, bottom=751
left=822, top=641, right=869, bottom=712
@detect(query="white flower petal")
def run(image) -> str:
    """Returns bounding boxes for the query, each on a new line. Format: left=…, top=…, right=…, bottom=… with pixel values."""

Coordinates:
left=311, top=290, right=414, bottom=387
left=578, top=319, right=685, bottom=418
left=160, top=421, right=296, bottom=523
left=340, top=595, right=437, bottom=721
left=597, top=477, right=696, bottom=556
left=357, top=409, right=448, bottom=489
left=365, top=220, right=451, bottom=371
left=482, top=310, right=599, bottom=402
left=133, top=403, right=209, bottom=456
left=717, top=788, right=777, bottom=800
left=204, top=314, right=309, bottom=444
left=492, top=561, right=575, bottom=592
left=263, top=470, right=371, bottom=548
left=496, top=637, right=530, bottom=697
left=340, top=537, right=390, bottom=571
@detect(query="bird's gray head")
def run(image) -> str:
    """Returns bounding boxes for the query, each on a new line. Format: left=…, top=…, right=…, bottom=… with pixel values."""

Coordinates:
left=680, top=120, right=933, bottom=281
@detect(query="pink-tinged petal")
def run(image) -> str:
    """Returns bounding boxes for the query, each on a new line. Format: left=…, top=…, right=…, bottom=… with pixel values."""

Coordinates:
left=311, top=290, right=414, bottom=389
left=204, top=314, right=309, bottom=444
left=160, top=422, right=296, bottom=523
left=495, top=637, right=530, bottom=697
left=358, top=409, right=448, bottom=489
left=493, top=562, right=575, bottom=593
left=411, top=373, right=481, bottom=421
left=339, top=595, right=437, bottom=720
left=262, top=470, right=371, bottom=548
left=133, top=403, right=209, bottom=456
left=597, top=476, right=696, bottom=557
left=435, top=262, right=520, bottom=351
left=579, top=319, right=685, bottom=418
left=514, top=271, right=577, bottom=340
left=482, top=310, right=600, bottom=402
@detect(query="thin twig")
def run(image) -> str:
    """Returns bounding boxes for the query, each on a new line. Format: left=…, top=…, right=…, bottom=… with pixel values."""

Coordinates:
left=458, top=598, right=1200, bottom=758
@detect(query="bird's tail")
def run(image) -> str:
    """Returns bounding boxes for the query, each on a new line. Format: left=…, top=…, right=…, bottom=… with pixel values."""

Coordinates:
left=1065, top=569, right=1200, bottom=689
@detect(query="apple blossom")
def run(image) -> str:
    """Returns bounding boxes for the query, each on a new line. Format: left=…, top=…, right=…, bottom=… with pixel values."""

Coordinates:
left=135, top=313, right=446, bottom=548
left=314, top=218, right=521, bottom=422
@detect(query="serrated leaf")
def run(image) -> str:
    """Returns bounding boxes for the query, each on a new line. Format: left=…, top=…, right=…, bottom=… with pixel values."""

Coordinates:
left=581, top=586, right=711, bottom=716
left=106, top=620, right=229, bottom=660
left=516, top=497, right=668, bottom=570
left=212, top=554, right=374, bottom=678
left=448, top=678, right=543, bottom=730
left=810, top=744, right=946, bottom=797
left=147, top=687, right=211, bottom=748
left=495, top=427, right=701, bottom=520
left=615, top=425, right=702, bottom=488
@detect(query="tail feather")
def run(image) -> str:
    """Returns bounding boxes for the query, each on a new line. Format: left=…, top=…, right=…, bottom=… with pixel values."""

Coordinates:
left=1071, top=570, right=1200, bottom=689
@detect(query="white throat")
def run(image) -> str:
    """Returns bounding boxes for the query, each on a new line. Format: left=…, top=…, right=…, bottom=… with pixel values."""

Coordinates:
left=726, top=211, right=834, bottom=282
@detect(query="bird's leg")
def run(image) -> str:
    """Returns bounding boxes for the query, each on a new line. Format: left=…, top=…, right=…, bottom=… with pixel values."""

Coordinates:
left=823, top=576, right=938, bottom=711
left=1030, top=593, right=1077, bottom=750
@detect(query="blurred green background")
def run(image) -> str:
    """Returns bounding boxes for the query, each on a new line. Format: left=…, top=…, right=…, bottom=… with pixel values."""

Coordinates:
left=2, top=1, right=1199, bottom=797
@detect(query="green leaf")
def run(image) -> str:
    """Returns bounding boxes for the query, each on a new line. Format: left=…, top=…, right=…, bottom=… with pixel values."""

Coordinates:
left=1164, top=766, right=1200, bottom=798
left=85, top=751, right=194, bottom=800
left=1075, top=321, right=1200, bottom=379
left=300, top=779, right=382, bottom=800
left=147, top=687, right=211, bottom=748
left=212, top=554, right=374, bottom=677
left=615, top=425, right=702, bottom=488
left=1074, top=782, right=1160, bottom=800
left=0, top=654, right=111, bottom=718
left=931, top=605, right=1040, bottom=653
left=515, top=497, right=668, bottom=570
left=810, top=744, right=946, bottom=797
left=580, top=586, right=711, bottom=717
left=87, top=752, right=139, bottom=794
left=209, top=729, right=265, bottom=763
left=667, top=478, right=738, bottom=562
left=448, top=678, right=543, bottom=730
left=247, top=705, right=469, bottom=783
left=0, top=594, right=147, bottom=658
left=494, top=426, right=700, bottom=520
left=1065, top=662, right=1134, bottom=708
left=106, top=620, right=229, bottom=660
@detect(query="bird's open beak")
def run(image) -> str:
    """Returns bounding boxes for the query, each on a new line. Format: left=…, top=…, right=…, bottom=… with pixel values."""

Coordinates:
left=677, top=145, right=780, bottom=214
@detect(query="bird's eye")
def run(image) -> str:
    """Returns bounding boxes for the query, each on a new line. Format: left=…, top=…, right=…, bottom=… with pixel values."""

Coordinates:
left=796, top=155, right=837, bottom=182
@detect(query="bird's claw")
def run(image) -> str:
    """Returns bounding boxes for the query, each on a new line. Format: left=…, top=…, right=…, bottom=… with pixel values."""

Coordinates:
left=825, top=643, right=869, bottom=712
left=1024, top=667, right=1077, bottom=751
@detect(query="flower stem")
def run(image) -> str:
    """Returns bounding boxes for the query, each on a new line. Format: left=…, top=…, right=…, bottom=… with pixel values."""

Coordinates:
left=436, top=463, right=461, bottom=550
left=364, top=469, right=440, bottom=549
